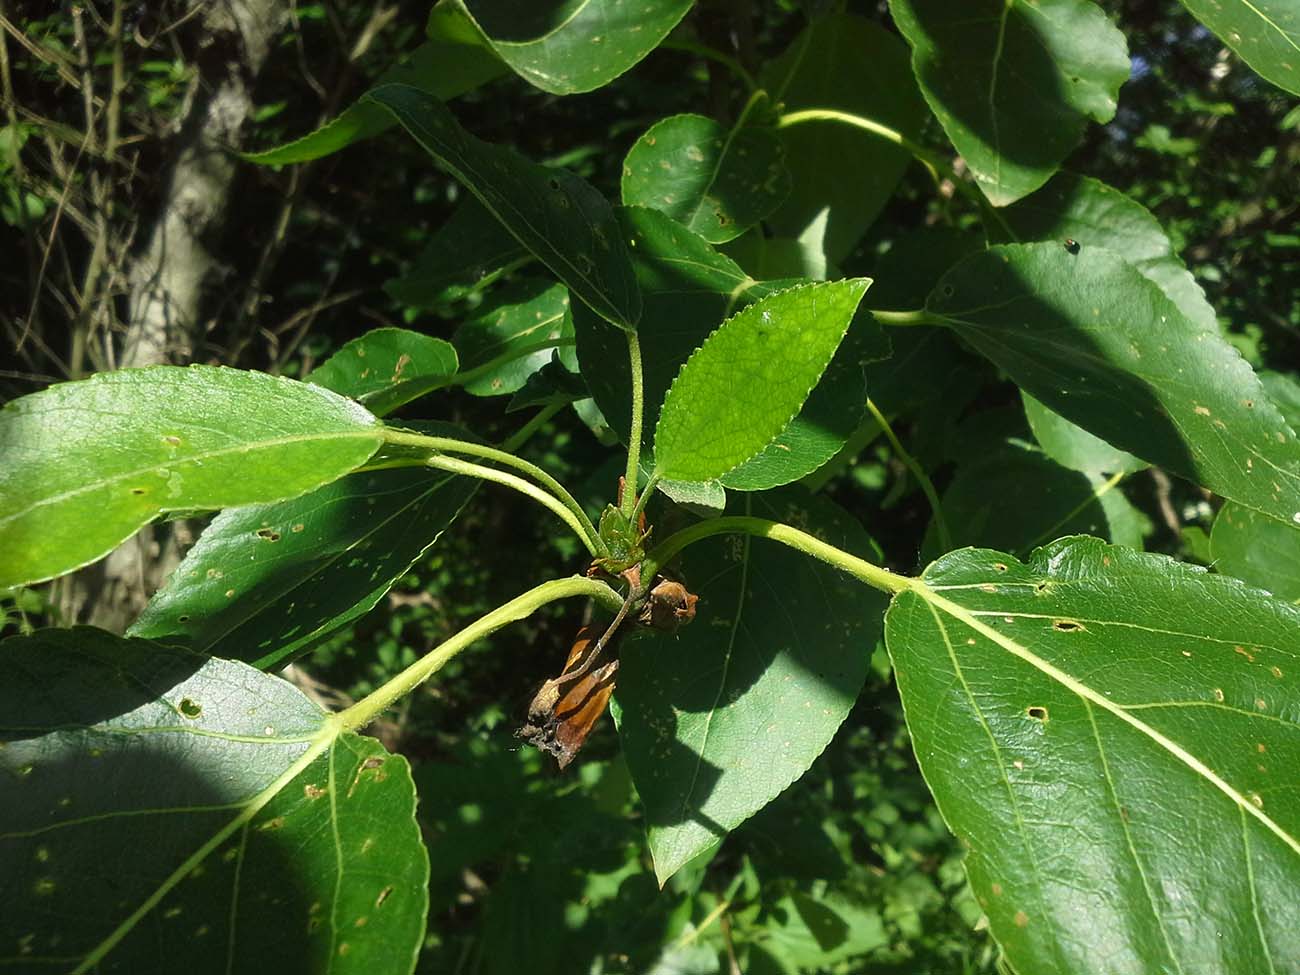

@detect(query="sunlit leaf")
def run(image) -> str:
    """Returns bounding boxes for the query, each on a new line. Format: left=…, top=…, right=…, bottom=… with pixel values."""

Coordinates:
left=886, top=536, right=1300, bottom=974
left=1176, top=0, right=1300, bottom=96
left=927, top=242, right=1300, bottom=527
left=654, top=278, right=870, bottom=483
left=575, top=208, right=885, bottom=488
left=621, top=113, right=789, bottom=244
left=0, top=366, right=382, bottom=589
left=455, top=0, right=693, bottom=95
left=890, top=0, right=1129, bottom=205
left=307, top=328, right=459, bottom=417
left=453, top=279, right=576, bottom=396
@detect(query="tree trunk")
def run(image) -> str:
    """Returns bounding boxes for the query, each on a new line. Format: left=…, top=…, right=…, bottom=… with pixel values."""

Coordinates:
left=57, top=0, right=288, bottom=631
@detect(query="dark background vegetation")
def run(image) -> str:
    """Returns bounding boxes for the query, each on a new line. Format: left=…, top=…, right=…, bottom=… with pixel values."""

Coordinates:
left=2, top=1, right=1296, bottom=970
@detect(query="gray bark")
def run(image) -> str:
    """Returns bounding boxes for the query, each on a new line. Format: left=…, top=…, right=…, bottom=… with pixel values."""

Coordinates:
left=60, top=0, right=288, bottom=631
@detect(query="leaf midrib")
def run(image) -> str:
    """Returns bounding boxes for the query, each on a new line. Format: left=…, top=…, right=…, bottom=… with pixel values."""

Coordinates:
left=0, top=428, right=382, bottom=529
left=915, top=583, right=1300, bottom=858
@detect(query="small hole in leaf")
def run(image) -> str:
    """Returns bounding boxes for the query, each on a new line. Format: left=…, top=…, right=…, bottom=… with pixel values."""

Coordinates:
left=131, top=487, right=147, bottom=495
left=1052, top=619, right=1083, bottom=632
left=941, top=284, right=954, bottom=298
left=255, top=528, right=281, bottom=542
left=177, top=615, right=191, bottom=623
left=1034, top=581, right=1052, bottom=594
left=992, top=563, right=1008, bottom=572
left=547, top=178, right=560, bottom=191
left=1026, top=705, right=1048, bottom=722
left=179, top=698, right=202, bottom=719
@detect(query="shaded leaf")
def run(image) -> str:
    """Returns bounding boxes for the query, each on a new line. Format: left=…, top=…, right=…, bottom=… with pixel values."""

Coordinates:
left=0, top=366, right=382, bottom=590
left=453, top=278, right=576, bottom=396
left=0, top=628, right=427, bottom=973
left=507, top=354, right=588, bottom=413
left=920, top=442, right=1144, bottom=562
left=654, top=278, right=870, bottom=483
left=1211, top=502, right=1300, bottom=603
left=927, top=242, right=1300, bottom=526
left=129, top=462, right=476, bottom=669
left=886, top=536, right=1300, bottom=974
left=762, top=14, right=926, bottom=261
left=456, top=0, right=693, bottom=95
left=1177, top=0, right=1300, bottom=96
left=364, top=84, right=641, bottom=329
left=307, top=327, right=459, bottom=417
left=384, top=197, right=528, bottom=308
left=244, top=7, right=504, bottom=165
left=621, top=113, right=790, bottom=244
left=1023, top=392, right=1146, bottom=476
left=618, top=490, right=885, bottom=883
left=889, top=0, right=1129, bottom=205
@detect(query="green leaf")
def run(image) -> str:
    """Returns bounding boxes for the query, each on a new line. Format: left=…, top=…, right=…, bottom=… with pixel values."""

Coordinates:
left=620, top=113, right=790, bottom=244
left=993, top=172, right=1217, bottom=331
left=1211, top=503, right=1300, bottom=603
left=453, top=278, right=576, bottom=396
left=384, top=197, right=528, bottom=308
left=0, top=366, right=383, bottom=590
left=720, top=315, right=888, bottom=492
left=889, top=0, right=1129, bottom=205
left=574, top=208, right=884, bottom=489
left=455, top=0, right=693, bottom=95
left=762, top=13, right=926, bottom=261
left=1023, top=392, right=1146, bottom=476
left=243, top=8, right=505, bottom=165
left=365, top=84, right=641, bottom=330
left=618, top=491, right=886, bottom=883
left=885, top=537, right=1300, bottom=974
left=920, top=442, right=1144, bottom=562
left=128, top=462, right=476, bottom=669
left=0, top=628, right=428, bottom=972
left=1176, top=0, right=1300, bottom=96
left=926, top=242, right=1300, bottom=527
left=307, top=327, right=459, bottom=417
left=653, top=278, right=870, bottom=483
left=657, top=476, right=726, bottom=513
left=506, top=355, right=587, bottom=413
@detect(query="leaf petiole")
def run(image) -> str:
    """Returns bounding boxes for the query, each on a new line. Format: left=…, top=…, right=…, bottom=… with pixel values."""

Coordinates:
left=642, top=516, right=911, bottom=597
left=336, top=575, right=623, bottom=732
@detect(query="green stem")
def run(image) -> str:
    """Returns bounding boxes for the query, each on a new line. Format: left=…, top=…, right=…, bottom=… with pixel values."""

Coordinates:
left=866, top=398, right=952, bottom=553
left=779, top=108, right=948, bottom=177
left=778, top=108, right=1014, bottom=236
left=622, top=330, right=645, bottom=519
left=425, top=454, right=600, bottom=556
left=382, top=427, right=604, bottom=556
left=630, top=471, right=661, bottom=527
left=642, top=517, right=911, bottom=597
left=502, top=402, right=563, bottom=453
left=659, top=38, right=758, bottom=91
left=869, top=308, right=944, bottom=327
left=336, top=576, right=622, bottom=732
